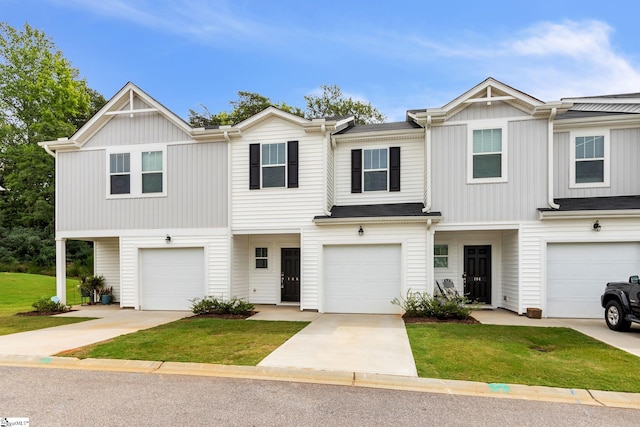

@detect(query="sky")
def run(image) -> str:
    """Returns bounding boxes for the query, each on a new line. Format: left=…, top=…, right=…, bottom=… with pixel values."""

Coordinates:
left=3, top=0, right=640, bottom=122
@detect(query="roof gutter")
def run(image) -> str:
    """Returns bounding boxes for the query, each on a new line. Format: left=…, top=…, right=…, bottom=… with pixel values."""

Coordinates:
left=547, top=107, right=560, bottom=210
left=42, top=144, right=56, bottom=158
left=539, top=209, right=640, bottom=220
left=313, top=215, right=442, bottom=225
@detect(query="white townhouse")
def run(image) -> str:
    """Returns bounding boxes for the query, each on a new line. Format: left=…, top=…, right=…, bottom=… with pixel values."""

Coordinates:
left=40, top=79, right=640, bottom=318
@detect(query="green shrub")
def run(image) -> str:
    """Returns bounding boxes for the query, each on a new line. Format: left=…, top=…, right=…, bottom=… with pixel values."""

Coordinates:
left=190, top=296, right=254, bottom=316
left=392, top=291, right=473, bottom=319
left=32, top=296, right=71, bottom=313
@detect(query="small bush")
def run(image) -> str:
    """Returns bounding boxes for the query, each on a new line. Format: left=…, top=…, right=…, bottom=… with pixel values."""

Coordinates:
left=190, top=296, right=254, bottom=316
left=32, top=296, right=71, bottom=313
left=392, top=291, right=473, bottom=319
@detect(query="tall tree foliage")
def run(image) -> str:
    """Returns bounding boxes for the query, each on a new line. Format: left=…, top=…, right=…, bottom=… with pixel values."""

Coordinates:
left=0, top=22, right=104, bottom=270
left=304, top=85, right=386, bottom=124
left=189, top=91, right=303, bottom=127
left=189, top=85, right=386, bottom=128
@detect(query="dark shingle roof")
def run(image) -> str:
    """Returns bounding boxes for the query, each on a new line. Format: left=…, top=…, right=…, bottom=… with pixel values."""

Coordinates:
left=314, top=203, right=441, bottom=220
left=539, top=196, right=640, bottom=212
left=334, top=121, right=422, bottom=135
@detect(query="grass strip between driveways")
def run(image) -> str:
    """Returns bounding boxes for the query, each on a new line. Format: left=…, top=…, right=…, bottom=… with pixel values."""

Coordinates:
left=58, top=317, right=309, bottom=366
left=0, top=273, right=94, bottom=335
left=406, top=323, right=640, bottom=393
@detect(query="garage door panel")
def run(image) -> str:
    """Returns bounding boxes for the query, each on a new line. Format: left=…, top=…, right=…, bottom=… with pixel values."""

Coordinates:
left=547, top=243, right=640, bottom=318
left=323, top=245, right=401, bottom=314
left=140, top=248, right=205, bottom=311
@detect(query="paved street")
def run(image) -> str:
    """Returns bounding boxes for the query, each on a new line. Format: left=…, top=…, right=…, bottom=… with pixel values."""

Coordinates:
left=1, top=366, right=638, bottom=427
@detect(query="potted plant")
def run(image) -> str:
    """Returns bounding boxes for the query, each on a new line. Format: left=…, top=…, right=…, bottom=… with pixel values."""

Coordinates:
left=79, top=275, right=105, bottom=304
left=99, top=286, right=113, bottom=305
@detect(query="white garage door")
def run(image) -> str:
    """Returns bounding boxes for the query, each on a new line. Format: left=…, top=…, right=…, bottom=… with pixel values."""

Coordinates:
left=140, top=248, right=205, bottom=310
left=323, top=245, right=401, bottom=314
left=547, top=242, right=640, bottom=318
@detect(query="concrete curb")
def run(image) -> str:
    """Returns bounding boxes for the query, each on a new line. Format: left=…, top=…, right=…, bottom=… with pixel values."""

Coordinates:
left=1, top=355, right=639, bottom=410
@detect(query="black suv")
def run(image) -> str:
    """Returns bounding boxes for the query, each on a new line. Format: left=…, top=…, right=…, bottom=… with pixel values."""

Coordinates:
left=601, top=275, right=640, bottom=331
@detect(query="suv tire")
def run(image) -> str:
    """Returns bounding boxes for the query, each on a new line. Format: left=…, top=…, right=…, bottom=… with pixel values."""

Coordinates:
left=605, top=300, right=631, bottom=331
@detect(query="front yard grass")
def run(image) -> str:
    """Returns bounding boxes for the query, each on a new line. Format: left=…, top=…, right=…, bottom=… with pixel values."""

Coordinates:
left=58, top=317, right=309, bottom=365
left=0, top=272, right=94, bottom=335
left=407, top=323, right=640, bottom=393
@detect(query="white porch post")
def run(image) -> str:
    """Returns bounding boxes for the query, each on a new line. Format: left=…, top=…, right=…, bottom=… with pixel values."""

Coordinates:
left=56, top=238, right=67, bottom=304
left=427, top=225, right=435, bottom=295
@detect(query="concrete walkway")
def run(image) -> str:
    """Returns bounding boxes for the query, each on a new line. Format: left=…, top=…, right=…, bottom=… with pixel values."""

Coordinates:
left=472, top=309, right=640, bottom=358
left=0, top=306, right=190, bottom=356
left=258, top=314, right=418, bottom=377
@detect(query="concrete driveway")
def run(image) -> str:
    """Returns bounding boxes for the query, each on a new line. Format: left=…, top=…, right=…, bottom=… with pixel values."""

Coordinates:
left=258, top=314, right=418, bottom=377
left=0, top=306, right=190, bottom=357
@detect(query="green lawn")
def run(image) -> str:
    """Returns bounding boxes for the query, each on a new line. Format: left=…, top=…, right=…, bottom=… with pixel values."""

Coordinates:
left=59, top=317, right=309, bottom=366
left=406, top=323, right=640, bottom=393
left=0, top=272, right=94, bottom=335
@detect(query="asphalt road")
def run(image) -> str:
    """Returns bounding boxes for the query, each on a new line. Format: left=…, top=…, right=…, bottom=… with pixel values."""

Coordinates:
left=1, top=366, right=638, bottom=426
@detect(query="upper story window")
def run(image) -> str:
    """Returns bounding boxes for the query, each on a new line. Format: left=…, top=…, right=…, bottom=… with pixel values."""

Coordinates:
left=109, top=153, right=130, bottom=195
left=106, top=146, right=167, bottom=198
left=249, top=141, right=298, bottom=190
left=467, top=122, right=507, bottom=184
left=142, top=151, right=163, bottom=193
left=351, top=147, right=400, bottom=193
left=570, top=129, right=610, bottom=188
left=261, top=143, right=286, bottom=188
left=363, top=148, right=388, bottom=191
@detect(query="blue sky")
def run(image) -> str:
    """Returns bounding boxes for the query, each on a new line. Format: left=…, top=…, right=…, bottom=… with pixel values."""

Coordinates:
left=4, top=0, right=640, bottom=122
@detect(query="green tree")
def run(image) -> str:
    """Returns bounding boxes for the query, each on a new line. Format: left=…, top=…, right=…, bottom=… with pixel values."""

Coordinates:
left=304, top=84, right=386, bottom=125
left=0, top=22, right=102, bottom=271
left=188, top=91, right=304, bottom=127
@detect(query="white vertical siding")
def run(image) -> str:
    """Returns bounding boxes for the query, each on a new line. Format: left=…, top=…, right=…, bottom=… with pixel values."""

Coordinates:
left=119, top=231, right=230, bottom=308
left=94, top=238, right=121, bottom=302
left=302, top=223, right=427, bottom=311
left=554, top=127, right=640, bottom=198
left=501, top=230, right=519, bottom=312
left=333, top=136, right=424, bottom=206
left=57, top=141, right=227, bottom=231
left=431, top=119, right=548, bottom=222
left=448, top=102, right=530, bottom=122
left=231, top=235, right=249, bottom=300
left=231, top=117, right=325, bottom=230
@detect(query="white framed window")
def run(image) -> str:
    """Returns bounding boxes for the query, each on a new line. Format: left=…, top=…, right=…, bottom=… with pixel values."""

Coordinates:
left=106, top=145, right=167, bottom=198
left=363, top=148, right=388, bottom=191
left=109, top=153, right=130, bottom=195
left=434, top=244, right=448, bottom=268
left=261, top=143, right=286, bottom=188
left=569, top=129, right=610, bottom=188
left=255, top=247, right=268, bottom=269
left=467, top=122, right=507, bottom=184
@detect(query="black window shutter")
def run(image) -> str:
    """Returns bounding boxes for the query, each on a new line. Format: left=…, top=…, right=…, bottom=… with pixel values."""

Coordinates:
left=351, top=149, right=362, bottom=193
left=390, top=146, right=401, bottom=192
left=249, top=143, right=260, bottom=190
left=287, top=140, right=298, bottom=188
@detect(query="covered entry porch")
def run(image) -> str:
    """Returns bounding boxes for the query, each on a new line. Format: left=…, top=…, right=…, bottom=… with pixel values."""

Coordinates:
left=432, top=227, right=520, bottom=312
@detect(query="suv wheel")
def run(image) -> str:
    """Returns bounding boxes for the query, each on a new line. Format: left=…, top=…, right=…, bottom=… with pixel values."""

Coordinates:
left=605, top=300, right=631, bottom=331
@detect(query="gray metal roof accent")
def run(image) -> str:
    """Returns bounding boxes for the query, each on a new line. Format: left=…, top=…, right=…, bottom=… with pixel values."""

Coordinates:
left=314, top=203, right=440, bottom=219
left=555, top=110, right=635, bottom=120
left=539, top=196, right=640, bottom=212
left=334, top=121, right=422, bottom=135
left=563, top=93, right=640, bottom=100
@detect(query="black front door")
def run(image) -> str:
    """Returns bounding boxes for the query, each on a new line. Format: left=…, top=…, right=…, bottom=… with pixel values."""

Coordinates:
left=463, top=246, right=491, bottom=304
left=281, top=248, right=300, bottom=302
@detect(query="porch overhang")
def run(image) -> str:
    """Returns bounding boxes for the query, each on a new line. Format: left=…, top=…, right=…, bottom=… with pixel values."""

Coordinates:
left=313, top=203, right=442, bottom=225
left=538, top=196, right=640, bottom=220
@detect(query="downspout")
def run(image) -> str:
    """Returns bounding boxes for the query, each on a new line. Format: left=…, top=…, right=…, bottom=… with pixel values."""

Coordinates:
left=43, top=144, right=55, bottom=158
left=322, top=124, right=331, bottom=217
left=422, top=115, right=432, bottom=212
left=547, top=108, right=560, bottom=209
left=224, top=130, right=233, bottom=298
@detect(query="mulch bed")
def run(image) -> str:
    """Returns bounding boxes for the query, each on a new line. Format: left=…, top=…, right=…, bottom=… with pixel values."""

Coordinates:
left=402, top=315, right=480, bottom=324
left=15, top=310, right=77, bottom=317
left=190, top=311, right=258, bottom=320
